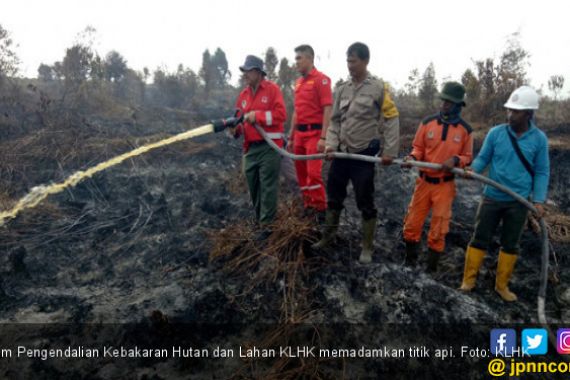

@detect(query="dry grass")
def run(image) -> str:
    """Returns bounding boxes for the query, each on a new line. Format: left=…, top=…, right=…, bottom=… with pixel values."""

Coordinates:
left=209, top=200, right=336, bottom=378
left=0, top=190, right=15, bottom=210
left=209, top=200, right=324, bottom=320
left=528, top=205, right=570, bottom=284
left=225, top=169, right=248, bottom=195
left=529, top=205, right=570, bottom=244
left=548, top=135, right=570, bottom=149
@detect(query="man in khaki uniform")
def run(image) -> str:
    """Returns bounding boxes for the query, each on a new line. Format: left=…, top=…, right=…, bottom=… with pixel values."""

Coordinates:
left=312, top=42, right=400, bottom=263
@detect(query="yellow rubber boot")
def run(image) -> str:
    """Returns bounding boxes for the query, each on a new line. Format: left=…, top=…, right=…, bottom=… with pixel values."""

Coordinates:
left=459, top=246, right=486, bottom=291
left=495, top=251, right=518, bottom=302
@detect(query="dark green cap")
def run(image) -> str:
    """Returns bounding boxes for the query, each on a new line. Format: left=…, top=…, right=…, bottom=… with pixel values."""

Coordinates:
left=440, top=81, right=466, bottom=106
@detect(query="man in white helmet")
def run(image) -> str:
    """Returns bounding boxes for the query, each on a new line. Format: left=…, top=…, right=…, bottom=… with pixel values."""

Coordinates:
left=459, top=85, right=550, bottom=302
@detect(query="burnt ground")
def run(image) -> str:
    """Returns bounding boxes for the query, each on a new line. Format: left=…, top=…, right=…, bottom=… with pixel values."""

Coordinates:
left=0, top=117, right=569, bottom=379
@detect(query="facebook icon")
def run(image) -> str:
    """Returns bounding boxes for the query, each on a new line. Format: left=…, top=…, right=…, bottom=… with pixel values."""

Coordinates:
left=491, top=329, right=517, bottom=356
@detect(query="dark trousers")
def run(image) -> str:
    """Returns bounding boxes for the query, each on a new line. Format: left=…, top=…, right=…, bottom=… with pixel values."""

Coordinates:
left=326, top=156, right=377, bottom=220
left=469, top=197, right=528, bottom=255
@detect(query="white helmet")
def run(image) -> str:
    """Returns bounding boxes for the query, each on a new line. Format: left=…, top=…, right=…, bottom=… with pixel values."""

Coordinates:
left=504, top=85, right=539, bottom=110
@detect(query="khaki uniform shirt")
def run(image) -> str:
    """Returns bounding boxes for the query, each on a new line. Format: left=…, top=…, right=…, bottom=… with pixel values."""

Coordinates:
left=326, top=74, right=400, bottom=156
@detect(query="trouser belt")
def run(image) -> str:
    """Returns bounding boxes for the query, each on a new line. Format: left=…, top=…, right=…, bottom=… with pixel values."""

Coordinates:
left=420, top=172, right=455, bottom=184
left=296, top=124, right=322, bottom=132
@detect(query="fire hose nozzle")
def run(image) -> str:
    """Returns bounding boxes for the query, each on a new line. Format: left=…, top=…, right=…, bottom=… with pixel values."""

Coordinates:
left=212, top=111, right=244, bottom=133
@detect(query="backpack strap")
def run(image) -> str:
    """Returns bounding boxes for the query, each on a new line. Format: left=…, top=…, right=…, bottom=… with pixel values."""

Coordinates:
left=506, top=127, right=535, bottom=178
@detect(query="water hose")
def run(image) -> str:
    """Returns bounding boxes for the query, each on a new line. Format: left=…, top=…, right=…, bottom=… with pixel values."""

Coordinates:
left=0, top=118, right=552, bottom=330
left=252, top=125, right=550, bottom=326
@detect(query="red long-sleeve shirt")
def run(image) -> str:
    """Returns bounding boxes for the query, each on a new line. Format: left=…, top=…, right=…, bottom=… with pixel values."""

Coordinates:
left=234, top=79, right=286, bottom=152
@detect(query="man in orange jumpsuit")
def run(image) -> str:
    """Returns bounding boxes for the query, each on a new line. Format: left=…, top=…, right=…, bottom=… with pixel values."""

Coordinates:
left=288, top=44, right=333, bottom=222
left=402, top=82, right=473, bottom=272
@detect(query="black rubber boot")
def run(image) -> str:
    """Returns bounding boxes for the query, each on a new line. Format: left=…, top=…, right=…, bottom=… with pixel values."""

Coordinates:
left=404, top=241, right=419, bottom=267
left=426, top=249, right=441, bottom=273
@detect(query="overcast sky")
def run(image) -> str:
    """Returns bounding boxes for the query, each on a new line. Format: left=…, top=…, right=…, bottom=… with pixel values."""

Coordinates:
left=2, top=0, right=569, bottom=96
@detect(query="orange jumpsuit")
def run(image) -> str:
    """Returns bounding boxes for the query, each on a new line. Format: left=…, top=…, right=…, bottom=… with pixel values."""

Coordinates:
left=403, top=115, right=473, bottom=252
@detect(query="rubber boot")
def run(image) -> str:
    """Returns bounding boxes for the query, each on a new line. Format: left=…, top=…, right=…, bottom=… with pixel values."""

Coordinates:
left=359, top=218, right=377, bottom=264
left=426, top=249, right=441, bottom=273
left=311, top=209, right=341, bottom=250
left=404, top=241, right=419, bottom=267
left=495, top=251, right=518, bottom=302
left=459, top=246, right=486, bottom=291
left=302, top=207, right=316, bottom=219
left=315, top=210, right=326, bottom=225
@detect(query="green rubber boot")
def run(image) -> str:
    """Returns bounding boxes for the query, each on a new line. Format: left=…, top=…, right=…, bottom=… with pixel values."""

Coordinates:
left=359, top=218, right=377, bottom=264
left=311, top=209, right=341, bottom=250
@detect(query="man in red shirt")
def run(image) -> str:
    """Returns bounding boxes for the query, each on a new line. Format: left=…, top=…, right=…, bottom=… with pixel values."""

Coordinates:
left=288, top=45, right=333, bottom=222
left=232, top=55, right=287, bottom=239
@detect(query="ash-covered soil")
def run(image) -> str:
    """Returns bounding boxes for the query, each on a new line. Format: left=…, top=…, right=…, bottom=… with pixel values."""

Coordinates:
left=0, top=117, right=569, bottom=379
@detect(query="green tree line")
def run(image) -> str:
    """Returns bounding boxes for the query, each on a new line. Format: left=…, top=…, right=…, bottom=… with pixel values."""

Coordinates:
left=0, top=25, right=567, bottom=128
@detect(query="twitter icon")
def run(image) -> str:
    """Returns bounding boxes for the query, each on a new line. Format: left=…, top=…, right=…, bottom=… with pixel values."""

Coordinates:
left=522, top=329, right=548, bottom=355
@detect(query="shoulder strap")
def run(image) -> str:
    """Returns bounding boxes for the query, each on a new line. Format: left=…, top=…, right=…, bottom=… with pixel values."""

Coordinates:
left=506, top=127, right=534, bottom=178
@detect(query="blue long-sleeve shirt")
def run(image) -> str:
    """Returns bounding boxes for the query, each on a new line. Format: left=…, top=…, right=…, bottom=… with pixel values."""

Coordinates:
left=471, top=122, right=549, bottom=203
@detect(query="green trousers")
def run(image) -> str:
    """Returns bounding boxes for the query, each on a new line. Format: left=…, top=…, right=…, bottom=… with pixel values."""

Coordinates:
left=469, top=197, right=528, bottom=254
left=243, top=142, right=281, bottom=225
